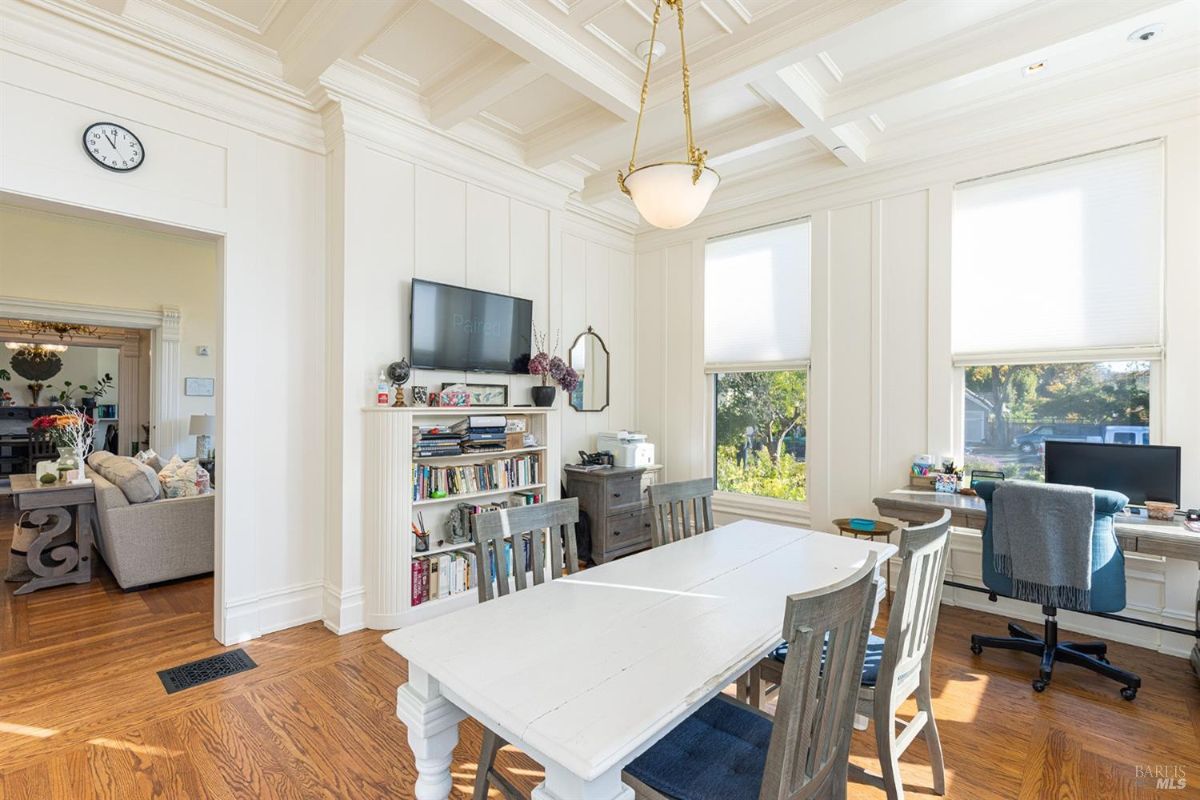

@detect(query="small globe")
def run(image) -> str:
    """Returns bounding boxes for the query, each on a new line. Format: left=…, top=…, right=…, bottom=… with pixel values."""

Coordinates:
left=386, top=359, right=410, bottom=387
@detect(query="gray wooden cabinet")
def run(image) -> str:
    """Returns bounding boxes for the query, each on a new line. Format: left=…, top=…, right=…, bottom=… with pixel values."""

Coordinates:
left=564, top=465, right=662, bottom=564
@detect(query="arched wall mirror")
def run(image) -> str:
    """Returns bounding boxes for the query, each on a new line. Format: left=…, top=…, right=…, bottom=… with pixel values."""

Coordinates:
left=568, top=326, right=610, bottom=412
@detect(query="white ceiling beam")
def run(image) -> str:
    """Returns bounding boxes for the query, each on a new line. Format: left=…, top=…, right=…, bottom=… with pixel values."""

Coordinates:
left=754, top=66, right=866, bottom=166
left=427, top=50, right=542, bottom=129
left=280, top=0, right=407, bottom=91
left=427, top=0, right=641, bottom=120
left=820, top=0, right=1181, bottom=127
left=525, top=106, right=627, bottom=168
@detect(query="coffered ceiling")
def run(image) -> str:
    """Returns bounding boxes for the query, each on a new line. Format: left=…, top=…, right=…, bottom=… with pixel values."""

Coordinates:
left=76, top=0, right=1200, bottom=225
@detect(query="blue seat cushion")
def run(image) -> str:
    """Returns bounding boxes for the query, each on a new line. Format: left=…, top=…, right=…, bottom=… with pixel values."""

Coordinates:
left=771, top=633, right=886, bottom=688
left=624, top=695, right=771, bottom=800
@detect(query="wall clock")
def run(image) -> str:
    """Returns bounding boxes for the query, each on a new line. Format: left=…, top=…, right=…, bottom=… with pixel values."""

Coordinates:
left=82, top=122, right=144, bottom=172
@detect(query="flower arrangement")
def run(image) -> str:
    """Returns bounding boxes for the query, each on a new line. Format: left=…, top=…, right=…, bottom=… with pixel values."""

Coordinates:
left=32, top=407, right=94, bottom=482
left=527, top=327, right=579, bottom=392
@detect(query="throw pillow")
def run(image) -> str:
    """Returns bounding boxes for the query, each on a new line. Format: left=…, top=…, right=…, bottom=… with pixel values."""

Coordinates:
left=159, top=455, right=207, bottom=498
left=134, top=449, right=163, bottom=472
left=102, top=457, right=163, bottom=504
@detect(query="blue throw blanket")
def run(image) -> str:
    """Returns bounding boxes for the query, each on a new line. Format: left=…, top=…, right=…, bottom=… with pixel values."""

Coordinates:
left=992, top=480, right=1095, bottom=609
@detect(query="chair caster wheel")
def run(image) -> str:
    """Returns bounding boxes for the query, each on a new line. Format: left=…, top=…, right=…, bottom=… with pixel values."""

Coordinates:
left=1121, top=687, right=1137, bottom=701
left=970, top=642, right=983, bottom=655
left=1032, top=678, right=1048, bottom=692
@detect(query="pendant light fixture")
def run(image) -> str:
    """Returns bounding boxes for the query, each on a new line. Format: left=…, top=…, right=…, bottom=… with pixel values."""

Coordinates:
left=617, top=0, right=718, bottom=229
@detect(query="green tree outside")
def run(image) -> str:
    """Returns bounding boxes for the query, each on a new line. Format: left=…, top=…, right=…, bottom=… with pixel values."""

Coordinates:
left=715, top=370, right=807, bottom=501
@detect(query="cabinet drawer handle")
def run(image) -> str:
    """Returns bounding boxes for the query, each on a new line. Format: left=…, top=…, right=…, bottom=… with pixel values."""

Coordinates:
left=613, top=529, right=622, bottom=536
left=612, top=492, right=622, bottom=499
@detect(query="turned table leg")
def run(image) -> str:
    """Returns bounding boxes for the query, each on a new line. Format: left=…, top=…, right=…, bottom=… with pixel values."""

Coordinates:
left=532, top=762, right=634, bottom=800
left=396, top=666, right=467, bottom=800
left=13, top=503, right=95, bottom=596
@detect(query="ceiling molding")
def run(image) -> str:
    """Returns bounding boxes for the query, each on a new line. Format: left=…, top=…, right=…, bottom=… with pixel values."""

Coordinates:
left=426, top=50, right=543, bottom=130
left=427, top=0, right=642, bottom=120
left=4, top=0, right=325, bottom=152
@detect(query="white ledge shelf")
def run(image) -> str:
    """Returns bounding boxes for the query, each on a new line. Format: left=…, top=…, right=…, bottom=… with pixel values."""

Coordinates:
left=413, top=446, right=546, bottom=462
left=364, top=405, right=557, bottom=414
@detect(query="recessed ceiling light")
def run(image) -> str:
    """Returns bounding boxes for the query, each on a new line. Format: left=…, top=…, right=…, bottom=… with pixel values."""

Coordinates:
left=1128, top=23, right=1164, bottom=43
left=1023, top=61, right=1047, bottom=76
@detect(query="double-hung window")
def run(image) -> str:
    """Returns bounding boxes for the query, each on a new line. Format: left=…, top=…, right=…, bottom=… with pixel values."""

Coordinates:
left=705, top=220, right=811, bottom=502
left=951, top=142, right=1164, bottom=481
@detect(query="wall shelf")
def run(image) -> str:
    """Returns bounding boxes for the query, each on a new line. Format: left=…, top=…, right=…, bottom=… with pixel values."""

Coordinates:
left=414, top=446, right=547, bottom=462
left=414, top=482, right=546, bottom=507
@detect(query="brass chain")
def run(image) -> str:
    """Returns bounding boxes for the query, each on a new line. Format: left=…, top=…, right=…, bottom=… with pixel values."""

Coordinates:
left=616, top=0, right=708, bottom=194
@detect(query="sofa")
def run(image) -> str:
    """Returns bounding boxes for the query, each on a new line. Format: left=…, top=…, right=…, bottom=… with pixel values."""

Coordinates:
left=86, top=451, right=214, bottom=589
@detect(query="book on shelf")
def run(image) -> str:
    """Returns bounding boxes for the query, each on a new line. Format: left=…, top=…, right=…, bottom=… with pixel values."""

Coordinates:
left=413, top=453, right=542, bottom=500
left=411, top=551, right=477, bottom=606
left=450, top=416, right=507, bottom=432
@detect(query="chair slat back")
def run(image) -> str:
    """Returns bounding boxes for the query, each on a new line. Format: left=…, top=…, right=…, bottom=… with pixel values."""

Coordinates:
left=27, top=426, right=56, bottom=461
left=472, top=498, right=580, bottom=603
left=761, top=554, right=879, bottom=800
left=883, top=511, right=952, bottom=686
left=648, top=478, right=715, bottom=547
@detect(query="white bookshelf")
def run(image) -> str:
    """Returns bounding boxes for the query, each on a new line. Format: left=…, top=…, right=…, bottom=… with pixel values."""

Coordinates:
left=361, top=404, right=560, bottom=629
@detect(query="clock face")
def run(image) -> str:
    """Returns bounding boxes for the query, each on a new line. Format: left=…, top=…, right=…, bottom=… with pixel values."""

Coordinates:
left=82, top=122, right=144, bottom=172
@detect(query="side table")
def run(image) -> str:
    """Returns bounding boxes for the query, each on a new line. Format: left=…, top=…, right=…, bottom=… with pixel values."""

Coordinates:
left=9, top=474, right=97, bottom=595
left=832, top=517, right=899, bottom=597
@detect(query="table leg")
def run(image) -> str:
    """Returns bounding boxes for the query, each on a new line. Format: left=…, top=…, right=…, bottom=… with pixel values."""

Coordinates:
left=1192, top=583, right=1200, bottom=678
left=396, top=667, right=466, bottom=800
left=532, top=762, right=633, bottom=800
left=14, top=504, right=93, bottom=596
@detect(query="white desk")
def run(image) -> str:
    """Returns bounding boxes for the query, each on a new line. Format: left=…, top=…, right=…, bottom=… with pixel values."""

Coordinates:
left=384, top=519, right=896, bottom=800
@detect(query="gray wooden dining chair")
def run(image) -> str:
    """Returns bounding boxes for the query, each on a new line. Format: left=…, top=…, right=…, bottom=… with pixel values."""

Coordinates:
left=623, top=554, right=880, bottom=800
left=647, top=477, right=715, bottom=548
left=471, top=498, right=581, bottom=800
left=749, top=511, right=953, bottom=800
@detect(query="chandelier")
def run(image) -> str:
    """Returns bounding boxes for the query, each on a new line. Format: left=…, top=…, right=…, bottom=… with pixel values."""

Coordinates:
left=5, top=342, right=68, bottom=353
left=17, top=319, right=98, bottom=340
left=617, top=0, right=719, bottom=229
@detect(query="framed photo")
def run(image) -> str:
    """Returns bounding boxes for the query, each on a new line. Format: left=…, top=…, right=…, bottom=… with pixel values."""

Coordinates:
left=185, top=377, right=215, bottom=397
left=442, top=382, right=508, bottom=407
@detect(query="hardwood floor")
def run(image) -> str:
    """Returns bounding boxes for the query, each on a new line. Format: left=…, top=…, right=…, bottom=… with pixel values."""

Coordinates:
left=2, top=500, right=1198, bottom=799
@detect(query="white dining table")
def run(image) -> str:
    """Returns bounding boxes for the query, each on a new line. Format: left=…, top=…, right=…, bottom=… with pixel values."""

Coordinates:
left=384, top=518, right=897, bottom=800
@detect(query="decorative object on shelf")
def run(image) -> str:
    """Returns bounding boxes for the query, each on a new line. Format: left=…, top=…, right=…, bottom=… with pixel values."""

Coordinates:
left=185, top=377, right=215, bottom=397
left=441, top=382, right=507, bottom=407
left=82, top=372, right=114, bottom=412
left=387, top=359, right=411, bottom=407
left=413, top=510, right=429, bottom=552
left=32, top=407, right=94, bottom=485
left=436, top=384, right=471, bottom=407
left=7, top=343, right=64, bottom=405
left=189, top=414, right=215, bottom=458
left=83, top=121, right=145, bottom=172
left=412, top=385, right=430, bottom=406
left=528, top=325, right=577, bottom=408
left=616, top=0, right=719, bottom=229
left=568, top=326, right=610, bottom=412
left=934, top=472, right=960, bottom=494
left=1144, top=501, right=1178, bottom=521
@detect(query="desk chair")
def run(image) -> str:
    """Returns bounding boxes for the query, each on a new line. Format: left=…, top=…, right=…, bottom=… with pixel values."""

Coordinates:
left=970, top=481, right=1140, bottom=700
left=624, top=555, right=880, bottom=800
left=471, top=498, right=581, bottom=800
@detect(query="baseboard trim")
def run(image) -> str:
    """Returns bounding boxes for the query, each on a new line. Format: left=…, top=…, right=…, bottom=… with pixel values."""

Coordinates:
left=322, top=584, right=366, bottom=635
left=221, top=581, right=325, bottom=644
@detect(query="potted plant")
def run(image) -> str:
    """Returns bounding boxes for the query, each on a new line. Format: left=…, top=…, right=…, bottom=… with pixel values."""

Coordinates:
left=527, top=327, right=580, bottom=407
left=81, top=372, right=113, bottom=413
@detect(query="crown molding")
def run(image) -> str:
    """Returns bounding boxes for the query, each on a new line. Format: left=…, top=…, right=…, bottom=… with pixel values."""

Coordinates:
left=4, top=0, right=325, bottom=152
left=563, top=198, right=638, bottom=240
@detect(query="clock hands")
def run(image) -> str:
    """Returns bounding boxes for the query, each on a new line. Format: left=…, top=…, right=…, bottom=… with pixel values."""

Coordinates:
left=105, top=132, right=116, bottom=150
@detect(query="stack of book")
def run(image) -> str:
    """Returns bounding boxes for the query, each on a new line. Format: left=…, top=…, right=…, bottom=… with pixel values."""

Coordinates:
left=411, top=551, right=477, bottom=606
left=413, top=424, right=463, bottom=457
left=453, top=415, right=508, bottom=453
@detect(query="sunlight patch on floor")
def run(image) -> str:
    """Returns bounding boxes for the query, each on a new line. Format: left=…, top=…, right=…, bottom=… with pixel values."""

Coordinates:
left=0, top=721, right=57, bottom=738
left=88, top=737, right=182, bottom=757
left=929, top=674, right=988, bottom=722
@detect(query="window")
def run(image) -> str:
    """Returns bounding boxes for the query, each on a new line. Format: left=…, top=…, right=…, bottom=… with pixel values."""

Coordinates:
left=963, top=360, right=1151, bottom=482
left=715, top=370, right=808, bottom=501
left=705, top=221, right=811, bottom=502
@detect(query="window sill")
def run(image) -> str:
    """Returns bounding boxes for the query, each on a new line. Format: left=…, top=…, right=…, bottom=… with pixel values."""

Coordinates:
left=713, top=491, right=811, bottom=528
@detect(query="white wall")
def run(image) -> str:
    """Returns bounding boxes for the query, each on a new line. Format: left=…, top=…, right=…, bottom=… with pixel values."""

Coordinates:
left=0, top=342, right=117, bottom=407
left=1, top=3, right=327, bottom=644
left=321, top=106, right=637, bottom=632
left=636, top=114, right=1200, bottom=659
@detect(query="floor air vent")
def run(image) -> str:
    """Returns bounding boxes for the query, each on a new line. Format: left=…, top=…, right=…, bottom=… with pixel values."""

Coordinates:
left=158, top=649, right=257, bottom=694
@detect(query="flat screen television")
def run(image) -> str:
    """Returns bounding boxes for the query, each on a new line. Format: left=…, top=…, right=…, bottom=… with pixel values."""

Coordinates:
left=410, top=279, right=533, bottom=374
left=1044, top=441, right=1181, bottom=507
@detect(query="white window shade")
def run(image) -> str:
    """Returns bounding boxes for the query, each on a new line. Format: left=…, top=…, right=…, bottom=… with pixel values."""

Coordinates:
left=705, top=220, right=811, bottom=372
left=951, top=142, right=1163, bottom=365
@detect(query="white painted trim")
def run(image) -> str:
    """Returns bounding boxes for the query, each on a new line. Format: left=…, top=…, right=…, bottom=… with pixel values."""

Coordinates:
left=323, top=584, right=366, bottom=635
left=951, top=346, right=1164, bottom=368
left=0, top=296, right=163, bottom=329
left=713, top=491, right=811, bottom=528
left=224, top=580, right=326, bottom=643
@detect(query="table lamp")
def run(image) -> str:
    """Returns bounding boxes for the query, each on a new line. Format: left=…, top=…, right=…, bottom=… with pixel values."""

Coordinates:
left=189, top=414, right=215, bottom=458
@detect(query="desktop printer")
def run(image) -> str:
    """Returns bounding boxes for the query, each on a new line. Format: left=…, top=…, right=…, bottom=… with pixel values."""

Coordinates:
left=597, top=431, right=655, bottom=468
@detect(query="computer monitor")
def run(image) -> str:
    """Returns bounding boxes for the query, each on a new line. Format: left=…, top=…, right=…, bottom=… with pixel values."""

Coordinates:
left=1044, top=441, right=1181, bottom=507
